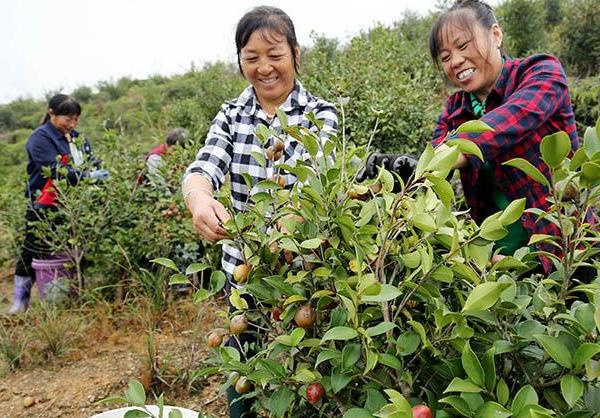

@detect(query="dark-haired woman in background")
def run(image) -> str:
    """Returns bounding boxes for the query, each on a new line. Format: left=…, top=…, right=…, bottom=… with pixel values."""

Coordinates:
left=9, top=94, right=108, bottom=314
left=430, top=0, right=578, bottom=269
left=182, top=6, right=337, bottom=417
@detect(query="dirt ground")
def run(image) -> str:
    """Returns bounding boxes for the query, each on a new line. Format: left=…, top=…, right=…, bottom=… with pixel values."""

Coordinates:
left=0, top=273, right=229, bottom=418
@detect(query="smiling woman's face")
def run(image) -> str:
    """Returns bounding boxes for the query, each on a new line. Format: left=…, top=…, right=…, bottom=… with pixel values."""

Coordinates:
left=49, top=112, right=79, bottom=135
left=438, top=15, right=503, bottom=100
left=240, top=29, right=298, bottom=113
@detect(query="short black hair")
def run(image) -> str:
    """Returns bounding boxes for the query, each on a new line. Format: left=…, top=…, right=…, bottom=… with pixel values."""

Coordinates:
left=235, top=6, right=299, bottom=74
left=429, top=0, right=498, bottom=65
left=42, top=94, right=81, bottom=125
left=165, top=128, right=187, bottom=146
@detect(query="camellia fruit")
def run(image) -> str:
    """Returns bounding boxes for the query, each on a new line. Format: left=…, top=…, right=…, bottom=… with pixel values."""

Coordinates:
left=294, top=305, right=316, bottom=329
left=207, top=332, right=223, bottom=348
left=306, top=382, right=324, bottom=405
left=272, top=174, right=286, bottom=188
left=235, top=376, right=252, bottom=394
left=230, top=314, right=249, bottom=334
left=412, top=405, right=432, bottom=418
left=273, top=139, right=285, bottom=153
left=272, top=307, right=282, bottom=321
left=266, top=146, right=275, bottom=161
left=233, top=263, right=251, bottom=283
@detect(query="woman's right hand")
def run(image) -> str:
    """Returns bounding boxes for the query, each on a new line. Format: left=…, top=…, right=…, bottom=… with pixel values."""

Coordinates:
left=187, top=190, right=231, bottom=242
left=183, top=176, right=231, bottom=242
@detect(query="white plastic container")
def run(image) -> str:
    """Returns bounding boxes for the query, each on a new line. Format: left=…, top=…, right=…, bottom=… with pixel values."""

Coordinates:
left=90, top=405, right=201, bottom=418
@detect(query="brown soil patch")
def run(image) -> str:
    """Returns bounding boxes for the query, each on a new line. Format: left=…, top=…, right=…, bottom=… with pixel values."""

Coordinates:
left=0, top=273, right=229, bottom=418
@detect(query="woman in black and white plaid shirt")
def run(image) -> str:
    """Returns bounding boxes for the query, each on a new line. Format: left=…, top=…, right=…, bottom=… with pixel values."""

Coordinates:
left=183, top=6, right=338, bottom=290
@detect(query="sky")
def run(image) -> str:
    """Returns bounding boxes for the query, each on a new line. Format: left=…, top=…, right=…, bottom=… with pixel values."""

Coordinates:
left=0, top=0, right=492, bottom=104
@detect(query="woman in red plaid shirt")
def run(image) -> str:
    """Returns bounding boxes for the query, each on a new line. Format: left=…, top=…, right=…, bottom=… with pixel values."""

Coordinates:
left=429, top=0, right=578, bottom=268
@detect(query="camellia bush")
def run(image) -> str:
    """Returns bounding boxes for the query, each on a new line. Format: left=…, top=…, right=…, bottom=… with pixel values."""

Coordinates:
left=196, top=115, right=600, bottom=417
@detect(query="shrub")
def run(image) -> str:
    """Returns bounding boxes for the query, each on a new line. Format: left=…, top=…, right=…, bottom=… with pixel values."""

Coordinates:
left=198, top=116, right=600, bottom=416
left=496, top=0, right=548, bottom=57
left=558, top=0, right=600, bottom=77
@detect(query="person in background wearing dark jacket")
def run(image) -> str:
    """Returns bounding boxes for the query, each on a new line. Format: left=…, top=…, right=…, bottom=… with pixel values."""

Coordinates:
left=9, top=94, right=108, bottom=314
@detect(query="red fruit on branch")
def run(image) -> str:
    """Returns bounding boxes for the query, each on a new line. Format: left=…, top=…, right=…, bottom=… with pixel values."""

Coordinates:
left=306, top=382, right=324, bottom=405
left=412, top=405, right=432, bottom=418
left=271, top=307, right=282, bottom=321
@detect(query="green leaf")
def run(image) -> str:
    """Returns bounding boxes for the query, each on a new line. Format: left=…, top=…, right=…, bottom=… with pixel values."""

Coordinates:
left=401, top=252, right=420, bottom=269
left=482, top=347, right=496, bottom=392
left=477, top=402, right=511, bottom=417
left=268, top=387, right=293, bottom=418
left=210, top=270, right=226, bottom=293
left=341, top=344, right=362, bottom=370
left=584, top=126, right=600, bottom=159
left=397, top=331, right=420, bottom=356
left=432, top=265, right=454, bottom=283
left=439, top=396, right=471, bottom=416
left=581, top=161, right=600, bottom=182
left=479, top=215, right=508, bottom=241
left=379, top=353, right=403, bottom=371
left=446, top=138, right=484, bottom=161
left=498, top=198, right=526, bottom=226
left=150, top=257, right=179, bottom=272
left=444, top=377, right=483, bottom=393
left=331, top=370, right=353, bottom=393
left=511, top=385, right=538, bottom=415
left=276, top=108, right=288, bottom=127
left=229, top=288, right=249, bottom=310
left=541, top=131, right=571, bottom=169
left=292, top=368, right=316, bottom=383
left=456, top=120, right=495, bottom=133
left=462, top=282, right=509, bottom=312
left=316, top=349, right=341, bottom=368
left=290, top=328, right=306, bottom=346
left=561, top=375, right=583, bottom=408
left=124, top=411, right=151, bottom=418
left=255, top=124, right=271, bottom=144
left=250, top=151, right=266, bottom=167
left=527, top=234, right=556, bottom=246
left=573, top=343, right=600, bottom=369
left=193, top=288, right=212, bottom=303
left=168, top=410, right=183, bottom=418
left=344, top=408, right=374, bottom=418
left=365, top=321, right=396, bottom=337
left=124, top=380, right=146, bottom=405
left=168, top=273, right=190, bottom=286
left=462, top=341, right=485, bottom=387
left=415, top=144, right=434, bottom=178
left=427, top=145, right=460, bottom=174
left=361, top=284, right=402, bottom=303
left=533, top=334, right=573, bottom=368
left=570, top=148, right=588, bottom=171
left=496, top=378, right=509, bottom=406
left=300, top=238, right=322, bottom=249
left=502, top=158, right=550, bottom=187
left=185, top=263, right=210, bottom=275
left=322, top=326, right=358, bottom=341
left=302, top=133, right=320, bottom=159
left=409, top=213, right=436, bottom=232
left=426, top=175, right=455, bottom=207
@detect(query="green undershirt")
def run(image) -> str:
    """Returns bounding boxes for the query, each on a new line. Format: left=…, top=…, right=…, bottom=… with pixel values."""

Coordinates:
left=470, top=93, right=529, bottom=255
